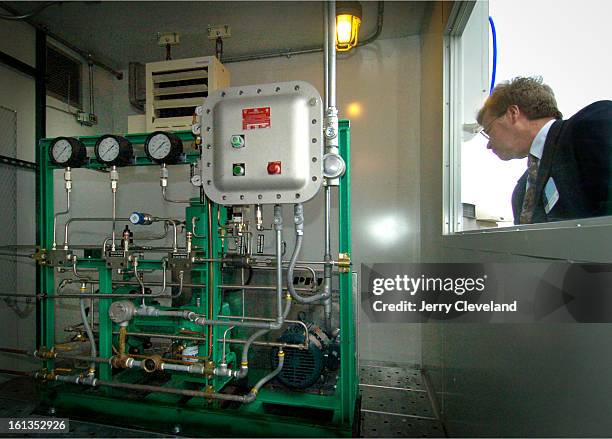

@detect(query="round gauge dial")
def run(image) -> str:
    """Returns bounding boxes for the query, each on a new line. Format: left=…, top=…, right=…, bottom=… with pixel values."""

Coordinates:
left=48, top=137, right=87, bottom=167
left=94, top=135, right=133, bottom=166
left=144, top=131, right=183, bottom=164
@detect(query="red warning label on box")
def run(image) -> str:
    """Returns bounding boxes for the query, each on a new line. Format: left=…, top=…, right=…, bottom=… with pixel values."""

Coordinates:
left=242, top=107, right=271, bottom=130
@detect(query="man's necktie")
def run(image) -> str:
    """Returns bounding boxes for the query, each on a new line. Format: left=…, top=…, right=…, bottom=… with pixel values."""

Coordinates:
left=519, top=154, right=539, bottom=224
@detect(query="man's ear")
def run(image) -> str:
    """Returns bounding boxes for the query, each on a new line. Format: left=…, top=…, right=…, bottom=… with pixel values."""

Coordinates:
left=507, top=105, right=520, bottom=123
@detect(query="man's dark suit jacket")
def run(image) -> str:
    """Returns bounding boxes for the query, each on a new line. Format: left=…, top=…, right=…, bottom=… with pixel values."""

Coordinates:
left=511, top=100, right=612, bottom=224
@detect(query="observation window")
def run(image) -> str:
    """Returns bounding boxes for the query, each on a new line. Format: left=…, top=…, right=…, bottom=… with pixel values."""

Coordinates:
left=447, top=0, right=612, bottom=232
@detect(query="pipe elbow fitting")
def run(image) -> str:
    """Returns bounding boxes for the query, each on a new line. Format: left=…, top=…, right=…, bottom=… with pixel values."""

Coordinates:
left=269, top=318, right=284, bottom=331
left=233, top=364, right=248, bottom=379
left=243, top=389, right=257, bottom=403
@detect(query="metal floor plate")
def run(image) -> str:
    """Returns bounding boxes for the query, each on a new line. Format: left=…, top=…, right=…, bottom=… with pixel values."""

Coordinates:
left=359, top=365, right=446, bottom=438
left=360, top=365, right=425, bottom=390
left=361, top=411, right=445, bottom=438
left=361, top=385, right=434, bottom=419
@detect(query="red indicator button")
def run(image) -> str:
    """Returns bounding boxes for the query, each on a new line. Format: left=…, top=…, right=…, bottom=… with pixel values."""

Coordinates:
left=267, top=161, right=282, bottom=175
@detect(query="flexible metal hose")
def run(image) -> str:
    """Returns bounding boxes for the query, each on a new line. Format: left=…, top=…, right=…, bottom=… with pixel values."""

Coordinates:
left=79, top=298, right=97, bottom=372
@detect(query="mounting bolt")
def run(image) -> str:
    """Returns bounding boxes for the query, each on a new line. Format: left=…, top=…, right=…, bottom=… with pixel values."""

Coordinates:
left=309, top=98, right=318, bottom=106
left=48, top=406, right=56, bottom=416
left=173, top=424, right=181, bottom=434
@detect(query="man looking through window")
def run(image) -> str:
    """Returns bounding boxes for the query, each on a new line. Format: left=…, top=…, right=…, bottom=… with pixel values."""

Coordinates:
left=477, top=76, right=612, bottom=224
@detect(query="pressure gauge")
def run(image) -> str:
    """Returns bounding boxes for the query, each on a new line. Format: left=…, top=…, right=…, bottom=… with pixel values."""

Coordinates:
left=48, top=137, right=87, bottom=167
left=94, top=135, right=133, bottom=166
left=144, top=131, right=183, bottom=164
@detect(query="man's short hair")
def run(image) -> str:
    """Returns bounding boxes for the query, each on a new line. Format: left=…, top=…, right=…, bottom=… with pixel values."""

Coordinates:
left=476, top=76, right=563, bottom=124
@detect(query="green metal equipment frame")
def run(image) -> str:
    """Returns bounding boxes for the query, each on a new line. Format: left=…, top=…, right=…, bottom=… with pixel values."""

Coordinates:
left=36, top=122, right=357, bottom=437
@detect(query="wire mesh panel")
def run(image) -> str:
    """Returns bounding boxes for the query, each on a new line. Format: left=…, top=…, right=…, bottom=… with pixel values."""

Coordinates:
left=0, top=106, right=17, bottom=295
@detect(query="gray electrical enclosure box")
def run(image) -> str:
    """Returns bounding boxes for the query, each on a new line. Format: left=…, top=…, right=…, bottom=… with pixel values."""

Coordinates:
left=199, top=81, right=323, bottom=205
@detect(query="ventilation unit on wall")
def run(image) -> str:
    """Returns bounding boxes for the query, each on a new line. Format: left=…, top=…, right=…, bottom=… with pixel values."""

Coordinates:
left=47, top=45, right=82, bottom=109
left=145, top=56, right=230, bottom=132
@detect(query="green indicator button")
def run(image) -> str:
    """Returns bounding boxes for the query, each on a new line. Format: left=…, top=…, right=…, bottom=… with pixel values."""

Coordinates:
left=231, top=135, right=245, bottom=148
left=233, top=163, right=245, bottom=176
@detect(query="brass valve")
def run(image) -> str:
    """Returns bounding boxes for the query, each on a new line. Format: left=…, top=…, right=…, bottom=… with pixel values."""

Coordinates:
left=32, top=248, right=48, bottom=266
left=35, top=369, right=55, bottom=381
left=204, top=360, right=215, bottom=377
left=35, top=347, right=56, bottom=360
left=110, top=355, right=131, bottom=369
left=338, top=252, right=351, bottom=273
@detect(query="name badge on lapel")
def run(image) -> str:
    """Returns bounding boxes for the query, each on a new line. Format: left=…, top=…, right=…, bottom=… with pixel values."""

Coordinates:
left=543, top=177, right=559, bottom=214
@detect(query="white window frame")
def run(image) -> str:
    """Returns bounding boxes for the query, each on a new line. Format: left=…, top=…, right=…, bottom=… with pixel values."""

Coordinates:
left=443, top=1, right=476, bottom=235
left=442, top=0, right=612, bottom=248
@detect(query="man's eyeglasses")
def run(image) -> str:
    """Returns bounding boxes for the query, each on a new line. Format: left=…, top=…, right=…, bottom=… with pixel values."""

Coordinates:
left=479, top=114, right=504, bottom=140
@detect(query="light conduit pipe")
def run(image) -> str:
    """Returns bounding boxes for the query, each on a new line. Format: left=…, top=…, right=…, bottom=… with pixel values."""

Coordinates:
left=220, top=1, right=384, bottom=64
left=321, top=0, right=339, bottom=331
left=79, top=297, right=97, bottom=374
left=287, top=204, right=329, bottom=303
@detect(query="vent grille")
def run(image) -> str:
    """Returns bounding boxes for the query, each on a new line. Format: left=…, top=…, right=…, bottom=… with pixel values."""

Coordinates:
left=152, top=66, right=208, bottom=119
left=47, top=45, right=81, bottom=108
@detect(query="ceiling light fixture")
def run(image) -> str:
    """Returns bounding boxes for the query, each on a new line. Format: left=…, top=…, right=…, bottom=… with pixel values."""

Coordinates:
left=336, top=1, right=362, bottom=52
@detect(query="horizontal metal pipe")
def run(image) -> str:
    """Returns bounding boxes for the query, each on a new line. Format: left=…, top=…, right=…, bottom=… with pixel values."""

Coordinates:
left=218, top=338, right=306, bottom=350
left=0, top=368, right=30, bottom=376
left=219, top=284, right=316, bottom=292
left=0, top=347, right=28, bottom=355
left=0, top=293, right=38, bottom=299
left=55, top=353, right=111, bottom=364
left=94, top=379, right=247, bottom=402
left=221, top=2, right=383, bottom=65
left=251, top=257, right=338, bottom=266
left=0, top=251, right=35, bottom=258
left=0, top=3, right=124, bottom=80
left=250, top=264, right=323, bottom=275
left=64, top=217, right=129, bottom=248
left=108, top=330, right=205, bottom=342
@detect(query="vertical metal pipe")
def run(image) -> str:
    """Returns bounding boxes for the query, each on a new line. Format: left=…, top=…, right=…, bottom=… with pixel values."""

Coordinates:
left=52, top=188, right=70, bottom=249
left=88, top=61, right=95, bottom=114
left=35, top=28, right=46, bottom=351
left=327, top=1, right=337, bottom=109
left=207, top=198, right=214, bottom=357
left=324, top=3, right=329, bottom=109
left=324, top=186, right=333, bottom=331
left=323, top=0, right=337, bottom=332
left=110, top=166, right=118, bottom=251
left=111, top=190, right=116, bottom=250
left=325, top=188, right=331, bottom=258
left=274, top=205, right=283, bottom=324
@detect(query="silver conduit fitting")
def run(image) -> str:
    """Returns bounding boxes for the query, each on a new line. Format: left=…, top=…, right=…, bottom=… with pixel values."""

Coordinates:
left=79, top=297, right=97, bottom=373
left=287, top=204, right=329, bottom=303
